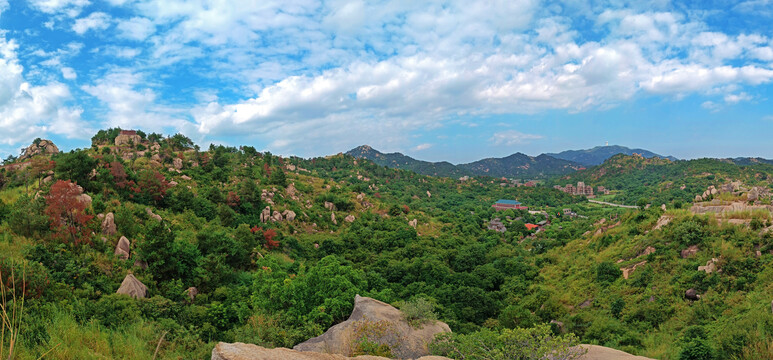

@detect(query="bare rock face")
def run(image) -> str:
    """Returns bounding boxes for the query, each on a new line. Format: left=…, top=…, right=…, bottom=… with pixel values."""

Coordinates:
left=212, top=343, right=451, bottom=360
left=19, top=139, right=59, bottom=161
left=293, top=295, right=451, bottom=359
left=115, top=236, right=131, bottom=260
left=173, top=158, right=183, bottom=170
left=117, top=274, right=147, bottom=299
left=102, top=212, right=117, bottom=236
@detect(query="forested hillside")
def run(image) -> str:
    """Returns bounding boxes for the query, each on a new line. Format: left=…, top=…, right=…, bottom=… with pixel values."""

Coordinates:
left=0, top=131, right=771, bottom=359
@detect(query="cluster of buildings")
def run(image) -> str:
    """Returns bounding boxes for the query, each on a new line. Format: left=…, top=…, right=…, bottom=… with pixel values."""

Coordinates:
left=554, top=182, right=610, bottom=197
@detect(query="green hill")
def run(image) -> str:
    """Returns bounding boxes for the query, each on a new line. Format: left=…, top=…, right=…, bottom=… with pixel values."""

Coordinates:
left=548, top=145, right=678, bottom=166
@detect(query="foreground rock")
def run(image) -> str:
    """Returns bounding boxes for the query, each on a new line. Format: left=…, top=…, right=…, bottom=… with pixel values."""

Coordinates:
left=294, top=295, right=450, bottom=359
left=116, top=274, right=147, bottom=299
left=578, top=345, right=655, bottom=359
left=211, top=343, right=450, bottom=360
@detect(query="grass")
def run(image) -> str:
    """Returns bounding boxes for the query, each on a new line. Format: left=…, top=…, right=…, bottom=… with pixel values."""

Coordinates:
left=1, top=262, right=26, bottom=360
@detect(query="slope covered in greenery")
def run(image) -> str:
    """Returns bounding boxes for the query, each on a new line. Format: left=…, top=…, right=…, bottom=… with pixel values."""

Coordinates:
left=0, top=131, right=771, bottom=360
left=547, top=145, right=677, bottom=166
left=548, top=154, right=773, bottom=206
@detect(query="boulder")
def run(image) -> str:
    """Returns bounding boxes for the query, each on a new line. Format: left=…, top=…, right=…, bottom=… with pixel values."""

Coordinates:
left=331, top=212, right=337, bottom=225
left=77, top=193, right=92, bottom=206
left=324, top=201, right=336, bottom=211
left=173, top=158, right=183, bottom=170
left=680, top=245, right=699, bottom=258
left=212, top=343, right=451, bottom=360
left=115, top=236, right=131, bottom=260
left=116, top=274, right=147, bottom=299
left=344, top=215, right=355, bottom=223
left=748, top=187, right=760, bottom=202
left=660, top=204, right=666, bottom=211
left=146, top=208, right=162, bottom=222
left=272, top=211, right=283, bottom=222
left=577, top=345, right=655, bottom=359
left=102, top=212, right=117, bottom=235
left=151, top=154, right=161, bottom=162
left=685, top=288, right=700, bottom=300
left=620, top=261, right=646, bottom=279
left=260, top=207, right=271, bottom=223
left=133, top=259, right=148, bottom=270
left=181, top=175, right=192, bottom=181
left=409, top=219, right=418, bottom=228
left=282, top=210, right=296, bottom=222
left=293, top=295, right=451, bottom=359
left=426, top=191, right=431, bottom=198
left=698, top=258, right=719, bottom=274
left=42, top=175, right=54, bottom=184
left=694, top=195, right=702, bottom=202
left=169, top=181, right=178, bottom=187
left=187, top=287, right=199, bottom=302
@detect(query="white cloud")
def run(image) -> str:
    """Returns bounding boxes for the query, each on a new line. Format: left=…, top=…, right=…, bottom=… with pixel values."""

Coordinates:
left=81, top=69, right=192, bottom=133
left=490, top=130, right=544, bottom=146
left=61, top=66, right=76, bottom=79
left=701, top=101, right=721, bottom=112
left=0, top=35, right=89, bottom=148
left=72, top=12, right=112, bottom=35
left=116, top=17, right=155, bottom=41
left=413, top=143, right=432, bottom=151
left=28, top=0, right=90, bottom=16
left=0, top=0, right=8, bottom=16
left=724, top=92, right=752, bottom=104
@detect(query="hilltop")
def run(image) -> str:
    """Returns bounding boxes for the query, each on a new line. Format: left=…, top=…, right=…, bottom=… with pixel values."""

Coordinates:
left=547, top=145, right=678, bottom=166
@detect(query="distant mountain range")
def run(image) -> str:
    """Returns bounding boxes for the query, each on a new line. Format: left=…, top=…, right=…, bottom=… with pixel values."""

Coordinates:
left=346, top=144, right=681, bottom=179
left=724, top=157, right=773, bottom=166
left=546, top=145, right=678, bottom=166
left=347, top=145, right=583, bottom=179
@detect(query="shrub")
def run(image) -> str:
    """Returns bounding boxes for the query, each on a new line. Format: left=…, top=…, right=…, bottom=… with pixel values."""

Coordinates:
left=430, top=324, right=585, bottom=360
left=679, top=339, right=715, bottom=360
left=595, top=261, right=621, bottom=285
left=400, top=297, right=437, bottom=327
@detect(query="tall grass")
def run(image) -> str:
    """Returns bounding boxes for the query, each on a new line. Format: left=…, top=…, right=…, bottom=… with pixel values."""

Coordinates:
left=1, top=262, right=25, bottom=360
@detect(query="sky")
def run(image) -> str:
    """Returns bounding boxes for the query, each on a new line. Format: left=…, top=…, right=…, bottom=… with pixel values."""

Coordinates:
left=1, top=0, right=773, bottom=163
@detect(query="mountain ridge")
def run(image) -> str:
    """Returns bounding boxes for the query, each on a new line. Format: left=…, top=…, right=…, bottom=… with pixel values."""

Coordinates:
left=546, top=145, right=678, bottom=166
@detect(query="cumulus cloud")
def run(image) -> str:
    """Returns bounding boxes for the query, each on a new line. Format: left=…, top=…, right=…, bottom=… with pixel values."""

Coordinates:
left=61, top=66, right=76, bottom=79
left=116, top=17, right=155, bottom=41
left=28, top=0, right=90, bottom=16
left=73, top=12, right=111, bottom=35
left=490, top=130, right=544, bottom=146
left=0, top=35, right=89, bottom=148
left=81, top=69, right=193, bottom=133
left=413, top=143, right=432, bottom=151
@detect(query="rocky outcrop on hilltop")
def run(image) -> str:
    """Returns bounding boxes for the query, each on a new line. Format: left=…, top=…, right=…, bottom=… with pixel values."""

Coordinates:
left=19, top=139, right=59, bottom=161
left=293, top=295, right=450, bottom=359
left=211, top=343, right=450, bottom=360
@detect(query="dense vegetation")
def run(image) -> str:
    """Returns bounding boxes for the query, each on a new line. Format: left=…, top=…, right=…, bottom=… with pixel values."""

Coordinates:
left=0, top=132, right=772, bottom=359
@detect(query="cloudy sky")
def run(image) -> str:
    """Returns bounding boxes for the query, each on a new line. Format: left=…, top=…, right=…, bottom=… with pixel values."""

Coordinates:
left=1, top=0, right=772, bottom=162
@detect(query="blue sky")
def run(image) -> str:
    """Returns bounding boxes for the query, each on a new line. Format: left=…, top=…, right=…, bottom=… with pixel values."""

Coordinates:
left=1, top=0, right=772, bottom=163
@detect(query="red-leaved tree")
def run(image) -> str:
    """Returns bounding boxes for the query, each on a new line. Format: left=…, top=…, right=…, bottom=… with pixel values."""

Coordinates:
left=263, top=229, right=279, bottom=250
left=45, top=180, right=94, bottom=245
left=132, top=170, right=170, bottom=204
left=108, top=161, right=129, bottom=188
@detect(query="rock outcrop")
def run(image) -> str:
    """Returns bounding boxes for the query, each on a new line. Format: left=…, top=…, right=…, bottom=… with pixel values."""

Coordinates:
left=102, top=212, right=117, bottom=235
left=115, top=236, right=131, bottom=260
left=293, top=295, right=450, bottom=359
left=212, top=343, right=450, bottom=360
left=409, top=219, right=418, bottom=228
left=344, top=215, right=355, bottom=223
left=116, top=274, right=147, bottom=299
left=19, top=139, right=59, bottom=161
left=115, top=132, right=141, bottom=146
